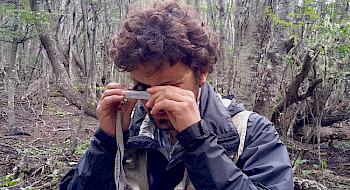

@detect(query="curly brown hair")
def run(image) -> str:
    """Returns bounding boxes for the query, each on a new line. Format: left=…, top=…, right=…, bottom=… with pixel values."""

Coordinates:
left=110, top=1, right=219, bottom=77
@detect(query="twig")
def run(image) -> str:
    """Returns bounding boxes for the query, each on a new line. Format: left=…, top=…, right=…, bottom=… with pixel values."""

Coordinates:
left=31, top=166, right=44, bottom=178
left=0, top=142, right=16, bottom=149
left=29, top=179, right=42, bottom=187
left=0, top=136, right=19, bottom=139
left=7, top=181, right=25, bottom=189
left=27, top=138, right=42, bottom=146
left=34, top=180, right=59, bottom=189
left=53, top=128, right=74, bottom=132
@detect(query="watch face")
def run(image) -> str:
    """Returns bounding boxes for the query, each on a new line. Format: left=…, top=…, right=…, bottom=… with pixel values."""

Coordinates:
left=133, top=82, right=150, bottom=91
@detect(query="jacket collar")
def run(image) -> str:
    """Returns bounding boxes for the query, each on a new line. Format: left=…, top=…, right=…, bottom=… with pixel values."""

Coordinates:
left=199, top=82, right=240, bottom=135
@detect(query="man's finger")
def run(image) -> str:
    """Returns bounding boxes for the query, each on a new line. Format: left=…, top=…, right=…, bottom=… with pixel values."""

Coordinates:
left=100, top=89, right=125, bottom=101
left=150, top=99, right=180, bottom=115
left=146, top=86, right=195, bottom=108
left=154, top=91, right=192, bottom=106
left=106, top=83, right=130, bottom=90
left=98, top=95, right=124, bottom=110
left=147, top=85, right=181, bottom=94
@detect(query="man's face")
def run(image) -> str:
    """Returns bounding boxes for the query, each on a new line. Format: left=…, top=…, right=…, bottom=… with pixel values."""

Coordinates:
left=130, top=62, right=207, bottom=130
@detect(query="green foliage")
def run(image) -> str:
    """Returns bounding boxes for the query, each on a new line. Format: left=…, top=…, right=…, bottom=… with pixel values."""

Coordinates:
left=0, top=0, right=56, bottom=41
left=321, top=159, right=328, bottom=168
left=295, top=157, right=308, bottom=164
left=15, top=142, right=66, bottom=157
left=45, top=101, right=71, bottom=117
left=0, top=173, right=20, bottom=188
left=266, top=0, right=350, bottom=91
left=96, top=87, right=106, bottom=91
left=69, top=138, right=92, bottom=155
left=302, top=170, right=312, bottom=179
left=47, top=169, right=59, bottom=178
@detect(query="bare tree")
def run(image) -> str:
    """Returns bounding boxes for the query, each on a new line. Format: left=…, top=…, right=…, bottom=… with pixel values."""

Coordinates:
left=195, top=0, right=200, bottom=13
left=217, top=0, right=226, bottom=94
left=0, top=41, right=5, bottom=93
left=30, top=0, right=97, bottom=118
left=70, top=1, right=99, bottom=155
left=102, top=0, right=113, bottom=84
left=6, top=0, right=20, bottom=134
left=8, top=30, right=19, bottom=134
left=206, top=0, right=217, bottom=33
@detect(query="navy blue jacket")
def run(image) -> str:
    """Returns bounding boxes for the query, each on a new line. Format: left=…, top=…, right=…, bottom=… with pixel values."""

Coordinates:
left=60, top=82, right=293, bottom=190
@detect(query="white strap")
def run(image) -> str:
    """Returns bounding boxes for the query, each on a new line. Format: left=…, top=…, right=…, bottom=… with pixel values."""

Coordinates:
left=115, top=110, right=126, bottom=190
left=232, top=110, right=252, bottom=163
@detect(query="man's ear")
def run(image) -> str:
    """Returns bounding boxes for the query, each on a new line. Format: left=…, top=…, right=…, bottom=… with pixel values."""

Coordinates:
left=198, top=71, right=209, bottom=86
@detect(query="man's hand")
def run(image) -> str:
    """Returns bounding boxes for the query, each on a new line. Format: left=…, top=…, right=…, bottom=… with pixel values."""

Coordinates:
left=146, top=86, right=201, bottom=132
left=96, top=83, right=137, bottom=137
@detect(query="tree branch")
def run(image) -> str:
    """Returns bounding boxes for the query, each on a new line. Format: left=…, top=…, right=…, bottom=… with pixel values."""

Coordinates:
left=271, top=52, right=320, bottom=124
left=298, top=78, right=322, bottom=101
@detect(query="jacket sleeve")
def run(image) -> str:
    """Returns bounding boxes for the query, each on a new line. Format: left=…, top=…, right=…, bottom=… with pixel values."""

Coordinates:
left=176, top=113, right=293, bottom=190
left=59, top=128, right=118, bottom=190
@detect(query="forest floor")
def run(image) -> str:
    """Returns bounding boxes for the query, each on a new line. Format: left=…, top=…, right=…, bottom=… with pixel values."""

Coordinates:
left=0, top=94, right=349, bottom=189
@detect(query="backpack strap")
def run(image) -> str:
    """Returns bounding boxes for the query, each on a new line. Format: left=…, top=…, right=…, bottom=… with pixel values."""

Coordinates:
left=231, top=110, right=252, bottom=164
left=218, top=93, right=252, bottom=164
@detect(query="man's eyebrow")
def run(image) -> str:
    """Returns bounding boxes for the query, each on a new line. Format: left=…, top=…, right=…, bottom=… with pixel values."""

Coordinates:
left=159, top=78, right=181, bottom=85
left=131, top=78, right=151, bottom=88
left=131, top=77, right=180, bottom=86
left=131, top=78, right=140, bottom=84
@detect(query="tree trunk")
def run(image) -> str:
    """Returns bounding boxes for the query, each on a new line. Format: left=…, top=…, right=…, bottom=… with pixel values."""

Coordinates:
left=195, top=0, right=200, bottom=14
left=8, top=40, right=19, bottom=133
left=68, top=1, right=78, bottom=80
left=81, top=0, right=88, bottom=75
left=89, top=2, right=97, bottom=101
left=226, top=0, right=235, bottom=94
left=39, top=33, right=97, bottom=118
left=103, top=0, right=112, bottom=84
left=322, top=100, right=350, bottom=126
left=253, top=0, right=295, bottom=119
left=206, top=0, right=216, bottom=33
left=233, top=0, right=296, bottom=118
left=7, top=0, right=20, bottom=134
left=0, top=40, right=5, bottom=92
left=217, top=0, right=226, bottom=94
left=233, top=0, right=269, bottom=113
left=30, top=0, right=97, bottom=118
left=17, top=42, right=25, bottom=82
left=295, top=123, right=350, bottom=143
left=71, top=1, right=98, bottom=155
left=295, top=98, right=350, bottom=128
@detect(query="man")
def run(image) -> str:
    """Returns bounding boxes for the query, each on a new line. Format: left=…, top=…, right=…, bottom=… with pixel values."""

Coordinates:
left=60, top=2, right=293, bottom=190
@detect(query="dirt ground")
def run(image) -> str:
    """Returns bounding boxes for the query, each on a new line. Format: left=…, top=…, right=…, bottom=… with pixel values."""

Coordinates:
left=0, top=95, right=349, bottom=189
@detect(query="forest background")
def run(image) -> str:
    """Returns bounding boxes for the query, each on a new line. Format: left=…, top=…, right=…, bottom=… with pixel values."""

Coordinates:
left=0, top=0, right=349, bottom=189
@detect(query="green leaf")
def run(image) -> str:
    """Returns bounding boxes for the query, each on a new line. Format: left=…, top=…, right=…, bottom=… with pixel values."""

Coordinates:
left=302, top=170, right=312, bottom=178
left=53, top=169, right=59, bottom=175
left=296, top=157, right=308, bottom=164
left=322, top=159, right=328, bottom=168
left=8, top=178, right=20, bottom=186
